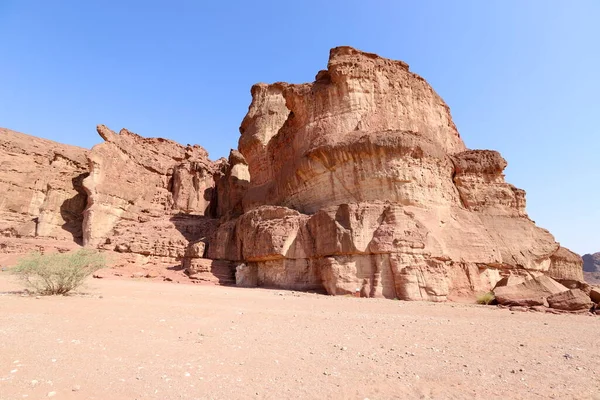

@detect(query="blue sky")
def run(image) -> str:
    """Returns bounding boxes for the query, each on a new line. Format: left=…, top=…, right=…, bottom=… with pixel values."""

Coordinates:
left=1, top=1, right=598, bottom=254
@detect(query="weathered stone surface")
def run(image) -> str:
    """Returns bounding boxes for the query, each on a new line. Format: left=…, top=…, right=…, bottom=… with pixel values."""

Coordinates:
left=493, top=275, right=527, bottom=288
left=214, top=150, right=250, bottom=219
left=553, top=279, right=591, bottom=296
left=451, top=150, right=526, bottom=217
left=547, top=289, right=593, bottom=311
left=548, top=247, right=584, bottom=281
left=493, top=276, right=568, bottom=307
left=0, top=47, right=586, bottom=298
left=184, top=258, right=235, bottom=284
left=217, top=47, right=583, bottom=300
left=0, top=128, right=88, bottom=242
left=209, top=200, right=561, bottom=301
left=82, top=125, right=219, bottom=248
left=239, top=46, right=465, bottom=214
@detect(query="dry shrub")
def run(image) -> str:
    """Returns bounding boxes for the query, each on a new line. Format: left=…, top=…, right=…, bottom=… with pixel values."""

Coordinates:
left=12, top=249, right=106, bottom=295
left=476, top=291, right=496, bottom=305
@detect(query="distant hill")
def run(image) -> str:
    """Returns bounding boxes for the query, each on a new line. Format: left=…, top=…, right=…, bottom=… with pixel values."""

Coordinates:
left=583, top=252, right=600, bottom=272
left=583, top=252, right=600, bottom=284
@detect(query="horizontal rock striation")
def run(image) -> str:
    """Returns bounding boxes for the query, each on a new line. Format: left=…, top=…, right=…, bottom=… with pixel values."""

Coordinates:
left=211, top=46, right=583, bottom=301
left=0, top=128, right=88, bottom=242
left=0, top=46, right=585, bottom=300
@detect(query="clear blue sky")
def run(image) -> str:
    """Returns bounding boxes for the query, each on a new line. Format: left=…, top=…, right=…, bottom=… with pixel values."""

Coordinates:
left=1, top=1, right=598, bottom=254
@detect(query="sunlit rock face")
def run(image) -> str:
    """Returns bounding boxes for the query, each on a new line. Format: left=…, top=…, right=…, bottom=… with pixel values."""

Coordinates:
left=211, top=46, right=583, bottom=301
left=0, top=47, right=584, bottom=299
left=0, top=127, right=88, bottom=242
left=79, top=125, right=236, bottom=275
left=239, top=46, right=465, bottom=214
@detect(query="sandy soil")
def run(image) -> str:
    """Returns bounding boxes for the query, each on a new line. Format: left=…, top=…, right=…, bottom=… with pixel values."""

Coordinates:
left=1, top=274, right=599, bottom=400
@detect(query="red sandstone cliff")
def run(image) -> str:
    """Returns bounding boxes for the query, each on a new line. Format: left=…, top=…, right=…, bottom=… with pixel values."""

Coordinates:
left=0, top=47, right=584, bottom=299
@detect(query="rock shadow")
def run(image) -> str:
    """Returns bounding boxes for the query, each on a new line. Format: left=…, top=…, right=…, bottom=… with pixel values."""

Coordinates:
left=59, top=172, right=89, bottom=245
left=169, top=212, right=219, bottom=243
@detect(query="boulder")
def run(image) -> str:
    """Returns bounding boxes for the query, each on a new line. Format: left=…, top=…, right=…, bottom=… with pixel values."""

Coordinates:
left=185, top=258, right=235, bottom=284
left=547, top=289, right=593, bottom=311
left=554, top=279, right=591, bottom=296
left=493, top=276, right=568, bottom=307
left=548, top=247, right=584, bottom=281
left=589, top=288, right=600, bottom=304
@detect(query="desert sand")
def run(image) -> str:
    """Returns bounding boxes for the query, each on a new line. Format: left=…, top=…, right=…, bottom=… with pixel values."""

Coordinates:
left=1, top=274, right=598, bottom=400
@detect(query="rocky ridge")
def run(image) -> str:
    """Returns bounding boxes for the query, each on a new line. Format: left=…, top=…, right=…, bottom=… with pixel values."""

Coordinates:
left=583, top=252, right=600, bottom=272
left=0, top=47, right=587, bottom=302
left=583, top=252, right=600, bottom=284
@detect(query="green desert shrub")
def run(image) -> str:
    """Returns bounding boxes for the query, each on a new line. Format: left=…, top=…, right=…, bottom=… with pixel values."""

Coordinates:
left=476, top=291, right=496, bottom=305
left=12, top=249, right=106, bottom=295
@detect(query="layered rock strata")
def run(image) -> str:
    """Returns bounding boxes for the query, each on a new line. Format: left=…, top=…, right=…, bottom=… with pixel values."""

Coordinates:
left=0, top=128, right=88, bottom=242
left=81, top=125, right=234, bottom=275
left=0, top=125, right=236, bottom=281
left=0, top=47, right=585, bottom=300
left=209, top=47, right=583, bottom=301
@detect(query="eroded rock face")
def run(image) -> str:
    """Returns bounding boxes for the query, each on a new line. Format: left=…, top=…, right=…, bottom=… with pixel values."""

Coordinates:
left=547, top=289, right=593, bottom=311
left=79, top=125, right=233, bottom=274
left=211, top=46, right=584, bottom=300
left=493, top=276, right=568, bottom=307
left=239, top=46, right=465, bottom=214
left=0, top=47, right=585, bottom=300
left=82, top=125, right=217, bottom=246
left=548, top=247, right=585, bottom=281
left=0, top=128, right=88, bottom=242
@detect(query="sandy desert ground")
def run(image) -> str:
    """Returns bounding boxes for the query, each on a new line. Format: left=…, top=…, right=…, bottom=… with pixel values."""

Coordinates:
left=1, top=274, right=599, bottom=400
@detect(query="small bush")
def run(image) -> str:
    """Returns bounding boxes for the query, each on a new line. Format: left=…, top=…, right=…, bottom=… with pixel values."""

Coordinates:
left=476, top=291, right=496, bottom=305
left=12, top=249, right=106, bottom=295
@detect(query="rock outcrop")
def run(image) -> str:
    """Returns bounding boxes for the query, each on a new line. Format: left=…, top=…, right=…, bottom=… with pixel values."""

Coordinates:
left=0, top=47, right=586, bottom=301
left=583, top=252, right=600, bottom=284
left=548, top=246, right=585, bottom=281
left=239, top=47, right=465, bottom=213
left=81, top=125, right=234, bottom=275
left=210, top=46, right=583, bottom=301
left=0, top=125, right=235, bottom=282
left=0, top=128, right=88, bottom=242
left=547, top=289, right=593, bottom=311
left=583, top=252, right=600, bottom=272
left=493, top=276, right=568, bottom=307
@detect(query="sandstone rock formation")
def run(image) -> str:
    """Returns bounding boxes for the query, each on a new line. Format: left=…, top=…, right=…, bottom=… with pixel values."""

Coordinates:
left=0, top=128, right=88, bottom=242
left=547, top=288, right=593, bottom=311
left=493, top=276, right=568, bottom=307
left=209, top=46, right=583, bottom=301
left=81, top=125, right=234, bottom=274
left=0, top=125, right=235, bottom=282
left=590, top=288, right=600, bottom=304
left=0, top=47, right=586, bottom=302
